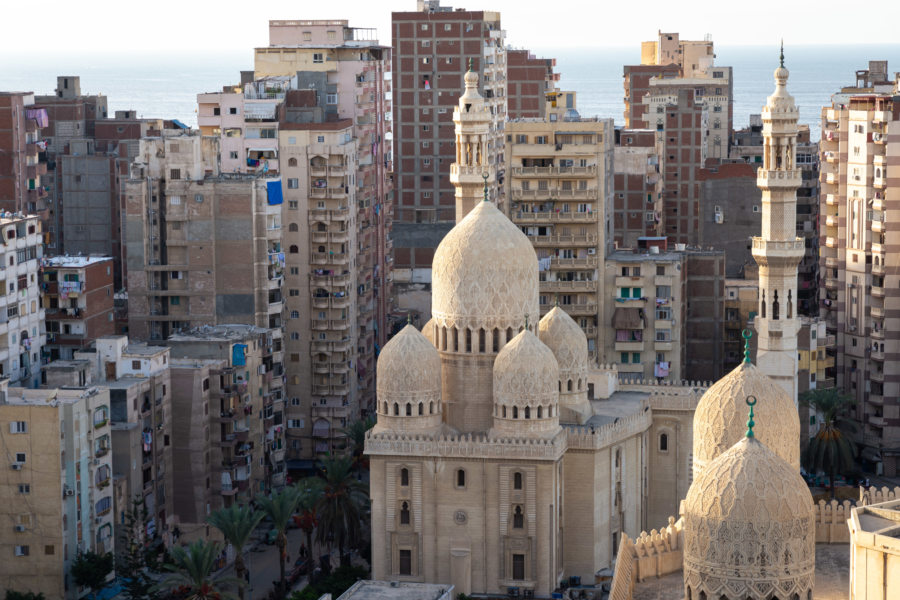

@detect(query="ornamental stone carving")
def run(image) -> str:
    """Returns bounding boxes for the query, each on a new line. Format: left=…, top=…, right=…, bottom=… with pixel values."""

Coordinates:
left=492, top=329, right=560, bottom=437
left=374, top=324, right=442, bottom=433
left=431, top=200, right=540, bottom=332
left=539, top=307, right=591, bottom=424
left=692, top=362, right=799, bottom=480
left=683, top=437, right=815, bottom=600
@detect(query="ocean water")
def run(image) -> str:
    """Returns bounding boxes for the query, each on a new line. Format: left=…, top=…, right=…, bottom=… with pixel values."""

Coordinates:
left=3, top=45, right=900, bottom=141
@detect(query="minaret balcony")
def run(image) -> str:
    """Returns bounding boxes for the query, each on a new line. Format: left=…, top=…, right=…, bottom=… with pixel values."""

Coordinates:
left=451, top=164, right=493, bottom=178
left=758, top=169, right=802, bottom=188
left=751, top=238, right=805, bottom=257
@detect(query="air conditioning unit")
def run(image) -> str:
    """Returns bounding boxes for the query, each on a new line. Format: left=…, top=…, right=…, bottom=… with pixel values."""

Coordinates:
left=65, top=489, right=75, bottom=497
left=11, top=463, right=22, bottom=470
left=588, top=248, right=596, bottom=255
left=714, top=212, right=724, bottom=224
left=14, top=525, right=25, bottom=532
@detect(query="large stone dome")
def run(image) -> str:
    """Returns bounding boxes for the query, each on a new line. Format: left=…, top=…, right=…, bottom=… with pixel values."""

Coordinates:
left=431, top=200, right=540, bottom=332
left=539, top=307, right=591, bottom=424
left=492, top=329, right=559, bottom=437
left=374, top=324, right=442, bottom=433
left=683, top=436, right=815, bottom=600
left=692, top=362, right=799, bottom=480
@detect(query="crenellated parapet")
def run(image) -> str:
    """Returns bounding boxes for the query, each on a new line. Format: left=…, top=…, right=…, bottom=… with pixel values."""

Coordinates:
left=565, top=409, right=653, bottom=450
left=365, top=428, right=567, bottom=461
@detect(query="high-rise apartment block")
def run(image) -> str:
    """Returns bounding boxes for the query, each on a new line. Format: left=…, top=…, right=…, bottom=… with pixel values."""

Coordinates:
left=168, top=325, right=286, bottom=496
left=41, top=255, right=115, bottom=361
left=124, top=132, right=284, bottom=341
left=505, top=91, right=614, bottom=360
left=0, top=213, right=46, bottom=388
left=0, top=382, right=115, bottom=599
left=613, top=129, right=664, bottom=248
left=0, top=93, right=50, bottom=216
left=819, top=62, right=900, bottom=473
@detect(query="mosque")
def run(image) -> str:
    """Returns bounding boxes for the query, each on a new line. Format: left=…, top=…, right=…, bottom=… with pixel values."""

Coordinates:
left=365, top=54, right=825, bottom=599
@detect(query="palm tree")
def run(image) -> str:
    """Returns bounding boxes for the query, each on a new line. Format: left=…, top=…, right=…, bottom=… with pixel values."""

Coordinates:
left=802, top=387, right=858, bottom=499
left=340, top=417, right=375, bottom=473
left=256, top=487, right=301, bottom=596
left=206, top=504, right=264, bottom=600
left=295, top=477, right=325, bottom=564
left=312, top=454, right=368, bottom=565
left=153, top=539, right=241, bottom=600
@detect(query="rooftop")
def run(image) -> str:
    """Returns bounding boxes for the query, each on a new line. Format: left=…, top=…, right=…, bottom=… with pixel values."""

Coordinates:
left=3, top=386, right=105, bottom=407
left=168, top=324, right=269, bottom=343
left=42, top=255, right=113, bottom=268
left=170, top=357, right=227, bottom=370
left=337, top=580, right=453, bottom=600
left=854, top=499, right=900, bottom=539
left=585, top=390, right=649, bottom=428
left=122, top=343, right=169, bottom=357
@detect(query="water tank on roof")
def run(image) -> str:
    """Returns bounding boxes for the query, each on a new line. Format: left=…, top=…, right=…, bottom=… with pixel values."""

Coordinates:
left=563, top=109, right=581, bottom=121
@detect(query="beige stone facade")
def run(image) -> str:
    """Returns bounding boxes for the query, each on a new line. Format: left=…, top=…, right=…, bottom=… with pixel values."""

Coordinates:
left=849, top=498, right=900, bottom=599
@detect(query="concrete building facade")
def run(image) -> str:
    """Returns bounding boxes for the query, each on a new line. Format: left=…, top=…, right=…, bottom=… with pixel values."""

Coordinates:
left=0, top=93, right=50, bottom=217
left=41, top=256, right=115, bottom=361
left=613, top=128, right=665, bottom=248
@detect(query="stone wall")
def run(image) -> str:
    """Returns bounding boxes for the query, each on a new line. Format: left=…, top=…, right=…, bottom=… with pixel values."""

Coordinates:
left=610, top=516, right=684, bottom=597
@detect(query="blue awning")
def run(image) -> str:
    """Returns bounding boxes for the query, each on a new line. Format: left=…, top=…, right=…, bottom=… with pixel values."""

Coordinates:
left=232, top=343, right=248, bottom=367
left=171, top=119, right=189, bottom=130
left=267, top=179, right=283, bottom=205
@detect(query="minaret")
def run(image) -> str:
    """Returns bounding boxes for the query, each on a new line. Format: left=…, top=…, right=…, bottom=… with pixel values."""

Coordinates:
left=752, top=45, right=803, bottom=406
left=450, top=59, right=495, bottom=222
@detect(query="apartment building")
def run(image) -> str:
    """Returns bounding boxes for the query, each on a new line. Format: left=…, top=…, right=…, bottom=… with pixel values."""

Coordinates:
left=278, top=111, right=362, bottom=462
left=507, top=49, right=559, bottom=119
left=626, top=31, right=733, bottom=158
left=45, top=336, right=175, bottom=547
left=0, top=382, right=114, bottom=599
left=0, top=93, right=50, bottom=216
left=505, top=92, right=614, bottom=360
left=723, top=277, right=758, bottom=370
left=167, top=324, right=286, bottom=497
left=0, top=213, right=46, bottom=388
left=818, top=62, right=900, bottom=474
left=41, top=255, right=115, bottom=361
left=613, top=128, right=664, bottom=247
left=123, top=132, right=284, bottom=341
left=730, top=115, right=821, bottom=313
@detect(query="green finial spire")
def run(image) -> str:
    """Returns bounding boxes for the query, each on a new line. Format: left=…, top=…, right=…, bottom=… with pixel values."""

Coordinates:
left=779, top=40, right=784, bottom=68
left=468, top=57, right=474, bottom=73
left=407, top=312, right=412, bottom=326
left=555, top=295, right=559, bottom=308
left=745, top=395, right=757, bottom=438
left=482, top=172, right=489, bottom=202
left=742, top=329, right=753, bottom=364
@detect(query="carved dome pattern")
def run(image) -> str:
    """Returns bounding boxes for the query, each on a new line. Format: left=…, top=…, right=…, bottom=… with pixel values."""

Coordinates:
left=431, top=201, right=540, bottom=332
left=693, top=362, right=799, bottom=480
left=376, top=324, right=441, bottom=410
left=421, top=318, right=436, bottom=347
left=493, top=329, right=558, bottom=408
left=538, top=306, right=588, bottom=381
left=683, top=437, right=815, bottom=600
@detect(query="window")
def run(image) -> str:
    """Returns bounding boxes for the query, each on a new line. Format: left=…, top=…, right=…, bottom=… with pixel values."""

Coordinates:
left=399, top=549, right=412, bottom=575
left=513, top=472, right=522, bottom=490
left=229, top=107, right=237, bottom=115
left=229, top=151, right=238, bottom=159
left=513, top=505, right=524, bottom=529
left=14, top=545, right=29, bottom=557
left=170, top=195, right=182, bottom=205
left=287, top=419, right=304, bottom=428
left=326, top=94, right=338, bottom=105
left=10, top=421, right=26, bottom=434
left=659, top=433, right=669, bottom=452
left=400, top=501, right=410, bottom=525
left=512, top=553, right=525, bottom=580
left=400, top=468, right=409, bottom=486
left=313, top=53, right=324, bottom=64
left=287, top=178, right=299, bottom=189
left=213, top=107, right=221, bottom=116
left=170, top=296, right=180, bottom=306
left=169, top=169, right=181, bottom=181
left=632, top=352, right=641, bottom=364
left=15, top=452, right=25, bottom=463
left=18, top=484, right=30, bottom=494
left=456, top=469, right=466, bottom=488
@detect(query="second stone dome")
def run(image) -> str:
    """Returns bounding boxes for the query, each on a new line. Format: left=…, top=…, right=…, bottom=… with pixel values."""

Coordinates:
left=692, top=361, right=800, bottom=480
left=431, top=200, right=540, bottom=332
left=492, top=329, right=560, bottom=437
left=374, top=324, right=442, bottom=433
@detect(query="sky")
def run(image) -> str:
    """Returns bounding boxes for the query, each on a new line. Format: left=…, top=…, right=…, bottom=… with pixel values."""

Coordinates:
left=4, top=0, right=900, bottom=57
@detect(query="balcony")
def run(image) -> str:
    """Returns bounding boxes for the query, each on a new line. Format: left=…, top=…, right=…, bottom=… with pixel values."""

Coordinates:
left=511, top=188, right=597, bottom=201
left=550, top=256, right=599, bottom=268
left=511, top=165, right=597, bottom=177
left=526, top=234, right=598, bottom=247
left=825, top=194, right=837, bottom=206
left=872, top=306, right=884, bottom=319
left=872, top=285, right=885, bottom=298
left=220, top=483, right=238, bottom=496
left=871, top=347, right=884, bottom=361
left=873, top=262, right=885, bottom=275
left=308, top=208, right=350, bottom=223
left=540, top=302, right=597, bottom=315
left=825, top=173, right=838, bottom=185
left=824, top=257, right=838, bottom=269
left=872, top=329, right=885, bottom=341
left=541, top=280, right=597, bottom=293
left=311, top=252, right=350, bottom=265
left=515, top=211, right=598, bottom=223
left=309, top=187, right=348, bottom=199
left=868, top=414, right=886, bottom=428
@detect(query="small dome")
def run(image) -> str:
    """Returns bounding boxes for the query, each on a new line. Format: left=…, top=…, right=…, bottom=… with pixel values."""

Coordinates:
left=692, top=362, right=799, bottom=480
left=539, top=307, right=591, bottom=424
left=683, top=436, right=815, bottom=600
left=492, top=329, right=560, bottom=437
left=374, top=324, right=442, bottom=432
left=432, top=201, right=539, bottom=332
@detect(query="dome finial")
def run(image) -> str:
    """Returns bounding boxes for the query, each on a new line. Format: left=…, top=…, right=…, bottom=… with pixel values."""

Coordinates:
left=742, top=328, right=753, bottom=364
left=779, top=39, right=784, bottom=68
left=407, top=311, right=412, bottom=326
left=468, top=56, right=473, bottom=73
left=524, top=314, right=529, bottom=330
left=482, top=172, right=489, bottom=202
left=746, top=395, right=757, bottom=438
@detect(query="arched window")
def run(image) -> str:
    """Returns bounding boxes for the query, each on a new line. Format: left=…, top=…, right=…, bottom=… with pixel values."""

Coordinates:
left=513, top=472, right=523, bottom=490
left=289, top=223, right=299, bottom=232
left=659, top=433, right=669, bottom=452
left=513, top=406, right=518, bottom=419
left=418, top=402, right=423, bottom=415
left=537, top=406, right=542, bottom=418
left=567, top=380, right=573, bottom=392
left=456, top=469, right=466, bottom=488
left=393, top=403, right=399, bottom=416
left=772, top=290, right=780, bottom=320
left=317, top=222, right=327, bottom=232
left=615, top=449, right=621, bottom=468
left=288, top=157, right=298, bottom=167
left=405, top=403, right=412, bottom=416
left=400, top=468, right=409, bottom=486
left=761, top=290, right=767, bottom=318
left=513, top=505, right=524, bottom=529
left=507, top=327, right=514, bottom=342
left=787, top=290, right=793, bottom=319
left=289, top=245, right=299, bottom=254
left=383, top=402, right=388, bottom=414
left=493, top=328, right=500, bottom=352
left=429, top=401, right=434, bottom=414
left=452, top=328, right=458, bottom=352
left=478, top=328, right=485, bottom=352
left=465, top=328, right=472, bottom=352
left=400, top=501, right=410, bottom=525
left=524, top=406, right=530, bottom=419
left=318, top=245, right=325, bottom=253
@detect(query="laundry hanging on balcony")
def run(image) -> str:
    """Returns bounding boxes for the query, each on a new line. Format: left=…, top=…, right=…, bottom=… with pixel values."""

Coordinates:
left=267, top=179, right=283, bottom=205
left=232, top=343, right=248, bottom=367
